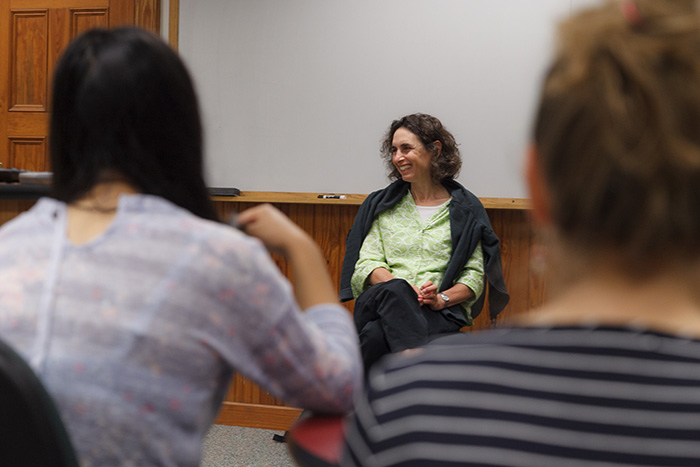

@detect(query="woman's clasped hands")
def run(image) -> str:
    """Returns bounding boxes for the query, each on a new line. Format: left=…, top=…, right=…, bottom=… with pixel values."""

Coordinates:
left=415, top=281, right=444, bottom=310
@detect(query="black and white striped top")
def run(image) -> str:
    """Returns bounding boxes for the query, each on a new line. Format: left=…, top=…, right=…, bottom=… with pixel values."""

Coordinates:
left=341, top=326, right=700, bottom=466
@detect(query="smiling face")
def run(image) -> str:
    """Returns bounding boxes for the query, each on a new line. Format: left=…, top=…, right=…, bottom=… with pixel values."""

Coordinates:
left=390, top=127, right=433, bottom=185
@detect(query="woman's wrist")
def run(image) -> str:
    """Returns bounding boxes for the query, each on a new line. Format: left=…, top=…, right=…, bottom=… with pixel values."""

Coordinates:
left=277, top=228, right=312, bottom=259
left=286, top=235, right=338, bottom=308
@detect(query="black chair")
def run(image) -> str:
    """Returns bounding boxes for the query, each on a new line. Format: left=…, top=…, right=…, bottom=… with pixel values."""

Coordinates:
left=0, top=338, right=79, bottom=467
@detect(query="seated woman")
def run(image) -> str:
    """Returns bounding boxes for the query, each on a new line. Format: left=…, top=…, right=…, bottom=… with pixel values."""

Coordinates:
left=341, top=1, right=700, bottom=465
left=0, top=27, right=361, bottom=466
left=339, top=113, right=509, bottom=373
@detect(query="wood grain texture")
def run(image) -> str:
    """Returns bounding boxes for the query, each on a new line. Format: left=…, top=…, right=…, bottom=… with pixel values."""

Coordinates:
left=0, top=1, right=8, bottom=168
left=8, top=137, right=47, bottom=171
left=7, top=112, right=48, bottom=135
left=10, top=0, right=108, bottom=6
left=214, top=402, right=302, bottom=431
left=11, top=10, right=48, bottom=111
left=48, top=9, right=70, bottom=101
left=107, top=0, right=133, bottom=27
left=1, top=0, right=136, bottom=173
left=134, top=0, right=159, bottom=33
left=495, top=210, right=531, bottom=321
left=527, top=235, right=550, bottom=315
left=338, top=204, right=359, bottom=314
left=167, top=0, right=178, bottom=50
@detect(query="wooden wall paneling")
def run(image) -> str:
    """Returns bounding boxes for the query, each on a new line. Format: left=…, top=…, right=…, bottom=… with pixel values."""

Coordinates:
left=2, top=0, right=134, bottom=172
left=10, top=10, right=48, bottom=112
left=230, top=374, right=253, bottom=404
left=470, top=308, right=491, bottom=331
left=134, top=0, right=159, bottom=34
left=8, top=137, right=46, bottom=171
left=291, top=203, right=316, bottom=235
left=0, top=199, right=35, bottom=225
left=167, top=0, right=177, bottom=50
left=0, top=0, right=7, bottom=169
left=338, top=204, right=359, bottom=314
left=470, top=209, right=502, bottom=331
left=496, top=209, right=531, bottom=324
left=48, top=9, right=70, bottom=99
left=526, top=210, right=547, bottom=310
left=285, top=203, right=315, bottom=286
left=313, top=204, right=341, bottom=287
left=468, top=209, right=532, bottom=331
left=256, top=387, right=284, bottom=408
left=213, top=402, right=301, bottom=431
left=7, top=111, right=47, bottom=137
left=227, top=373, right=283, bottom=408
left=108, top=0, right=135, bottom=28
left=71, top=8, right=108, bottom=35
left=213, top=199, right=238, bottom=222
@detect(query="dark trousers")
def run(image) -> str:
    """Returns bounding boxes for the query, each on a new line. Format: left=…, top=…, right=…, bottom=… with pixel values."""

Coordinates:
left=353, top=279, right=463, bottom=374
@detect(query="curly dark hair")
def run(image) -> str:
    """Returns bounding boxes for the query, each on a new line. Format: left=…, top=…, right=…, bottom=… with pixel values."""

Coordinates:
left=380, top=113, right=461, bottom=184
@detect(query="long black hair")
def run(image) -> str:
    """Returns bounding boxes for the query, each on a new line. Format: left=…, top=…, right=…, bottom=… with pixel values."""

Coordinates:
left=49, top=27, right=219, bottom=221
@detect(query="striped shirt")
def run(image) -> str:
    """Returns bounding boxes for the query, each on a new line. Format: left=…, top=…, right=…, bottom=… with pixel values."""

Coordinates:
left=341, top=325, right=700, bottom=466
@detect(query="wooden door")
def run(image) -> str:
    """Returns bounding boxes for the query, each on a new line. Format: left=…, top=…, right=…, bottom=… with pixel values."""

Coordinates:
left=0, top=0, right=136, bottom=172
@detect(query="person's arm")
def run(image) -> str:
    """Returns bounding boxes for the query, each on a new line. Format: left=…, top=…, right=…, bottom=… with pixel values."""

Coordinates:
left=350, top=219, right=391, bottom=298
left=422, top=242, right=485, bottom=311
left=220, top=204, right=361, bottom=413
left=236, top=204, right=336, bottom=309
left=368, top=267, right=394, bottom=285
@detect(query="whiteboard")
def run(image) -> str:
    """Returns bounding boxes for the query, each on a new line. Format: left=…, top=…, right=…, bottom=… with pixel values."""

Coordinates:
left=178, top=0, right=595, bottom=198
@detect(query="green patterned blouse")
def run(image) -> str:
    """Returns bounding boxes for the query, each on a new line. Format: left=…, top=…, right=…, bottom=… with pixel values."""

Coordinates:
left=351, top=192, right=485, bottom=323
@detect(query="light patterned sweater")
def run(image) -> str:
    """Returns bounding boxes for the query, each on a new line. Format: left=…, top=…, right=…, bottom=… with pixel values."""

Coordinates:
left=0, top=194, right=361, bottom=466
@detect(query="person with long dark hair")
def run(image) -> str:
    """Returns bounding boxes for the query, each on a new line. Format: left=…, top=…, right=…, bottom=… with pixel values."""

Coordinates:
left=0, top=27, right=360, bottom=465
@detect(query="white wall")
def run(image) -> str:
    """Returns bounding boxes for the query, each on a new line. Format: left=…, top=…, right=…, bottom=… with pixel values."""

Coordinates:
left=178, top=0, right=598, bottom=198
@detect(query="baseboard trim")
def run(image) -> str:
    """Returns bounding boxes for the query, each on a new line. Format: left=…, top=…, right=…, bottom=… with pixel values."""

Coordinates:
left=214, top=401, right=303, bottom=431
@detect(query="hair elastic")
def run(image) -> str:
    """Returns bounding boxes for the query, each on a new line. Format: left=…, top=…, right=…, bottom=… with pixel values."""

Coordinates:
left=620, top=0, right=644, bottom=28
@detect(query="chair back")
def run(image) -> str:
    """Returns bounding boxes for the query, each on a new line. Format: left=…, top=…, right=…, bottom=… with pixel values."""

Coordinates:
left=288, top=413, right=345, bottom=467
left=0, top=339, right=79, bottom=467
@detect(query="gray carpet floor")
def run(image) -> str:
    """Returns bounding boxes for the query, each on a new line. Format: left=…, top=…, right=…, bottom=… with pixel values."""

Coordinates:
left=200, top=425, right=295, bottom=466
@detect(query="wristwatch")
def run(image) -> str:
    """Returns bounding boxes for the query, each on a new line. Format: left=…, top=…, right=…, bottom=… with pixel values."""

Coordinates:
left=439, top=292, right=450, bottom=305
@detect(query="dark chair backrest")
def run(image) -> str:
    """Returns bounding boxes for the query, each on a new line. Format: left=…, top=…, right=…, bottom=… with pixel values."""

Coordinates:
left=0, top=339, right=79, bottom=467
